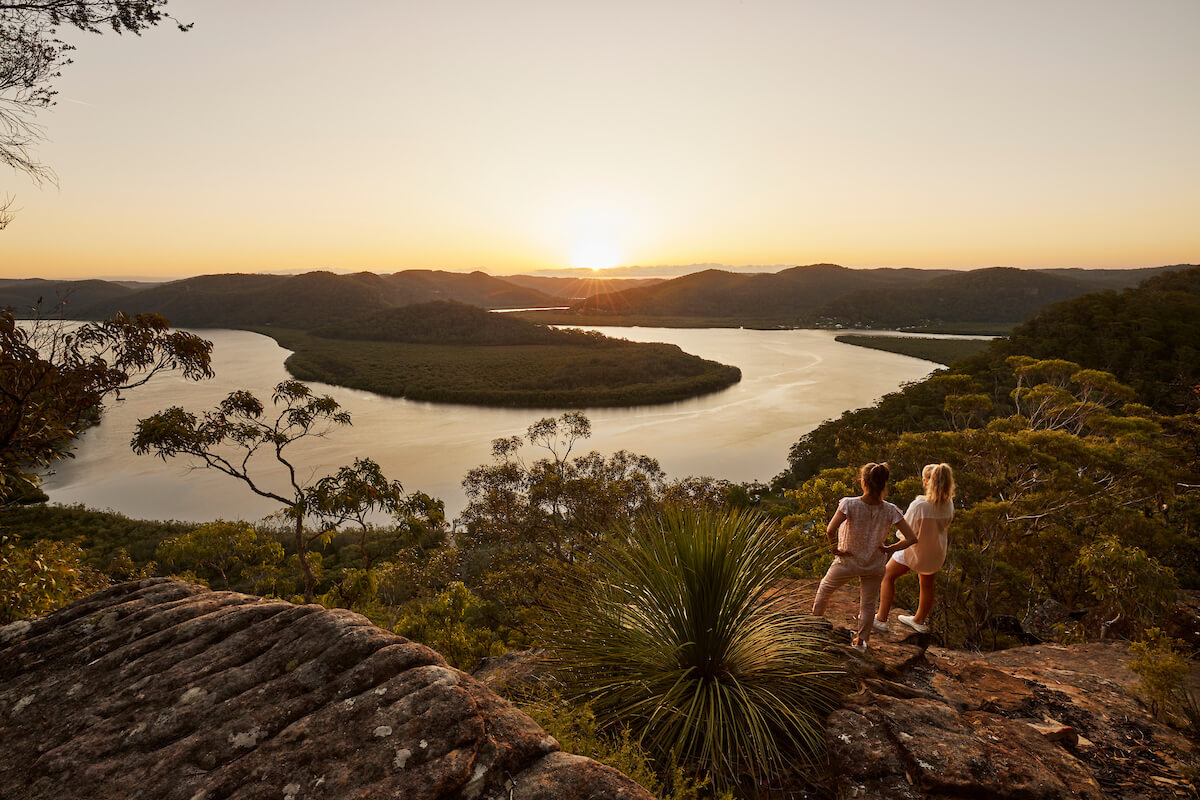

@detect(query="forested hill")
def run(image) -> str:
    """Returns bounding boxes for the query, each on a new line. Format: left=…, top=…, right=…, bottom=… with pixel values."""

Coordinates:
left=310, top=300, right=607, bottom=346
left=71, top=271, right=560, bottom=328
left=574, top=264, right=950, bottom=322
left=0, top=278, right=137, bottom=315
left=570, top=264, right=1182, bottom=327
left=1000, top=266, right=1200, bottom=412
left=783, top=264, right=1200, bottom=483
left=815, top=267, right=1091, bottom=326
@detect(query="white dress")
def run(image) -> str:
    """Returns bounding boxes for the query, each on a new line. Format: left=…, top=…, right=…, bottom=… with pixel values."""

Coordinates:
left=892, top=496, right=953, bottom=574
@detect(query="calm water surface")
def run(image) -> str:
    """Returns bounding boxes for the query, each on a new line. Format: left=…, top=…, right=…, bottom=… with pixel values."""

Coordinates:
left=43, top=327, right=942, bottom=522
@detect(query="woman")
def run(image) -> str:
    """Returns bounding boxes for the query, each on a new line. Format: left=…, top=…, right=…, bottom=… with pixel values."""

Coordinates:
left=813, top=462, right=916, bottom=651
left=875, top=462, right=955, bottom=634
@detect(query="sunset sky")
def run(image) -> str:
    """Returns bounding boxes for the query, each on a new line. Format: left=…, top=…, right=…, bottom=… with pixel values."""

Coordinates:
left=2, top=0, right=1198, bottom=279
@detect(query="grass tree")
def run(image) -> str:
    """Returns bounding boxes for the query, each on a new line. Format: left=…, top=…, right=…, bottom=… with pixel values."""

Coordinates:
left=546, top=505, right=843, bottom=790
left=132, top=380, right=403, bottom=602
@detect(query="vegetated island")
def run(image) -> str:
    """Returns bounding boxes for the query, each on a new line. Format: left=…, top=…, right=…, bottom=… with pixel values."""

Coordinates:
left=264, top=300, right=742, bottom=407
left=834, top=334, right=994, bottom=366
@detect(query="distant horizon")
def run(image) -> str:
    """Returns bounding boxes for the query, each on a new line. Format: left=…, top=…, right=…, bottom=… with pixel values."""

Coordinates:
left=5, top=261, right=1196, bottom=285
left=1, top=2, right=1197, bottom=280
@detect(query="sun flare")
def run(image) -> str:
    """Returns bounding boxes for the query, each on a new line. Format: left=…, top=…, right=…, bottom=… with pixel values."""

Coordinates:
left=570, top=241, right=622, bottom=271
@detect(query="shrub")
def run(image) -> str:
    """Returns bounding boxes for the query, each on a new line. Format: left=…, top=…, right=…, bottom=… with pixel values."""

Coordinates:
left=1128, top=628, right=1199, bottom=731
left=546, top=506, right=843, bottom=788
left=0, top=534, right=108, bottom=623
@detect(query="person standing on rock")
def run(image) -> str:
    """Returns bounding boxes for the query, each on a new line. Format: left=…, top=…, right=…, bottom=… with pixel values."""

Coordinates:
left=875, top=462, right=956, bottom=635
left=813, top=462, right=917, bottom=651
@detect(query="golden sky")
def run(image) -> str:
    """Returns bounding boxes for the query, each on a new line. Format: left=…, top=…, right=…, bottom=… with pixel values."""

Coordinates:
left=3, top=0, right=1198, bottom=279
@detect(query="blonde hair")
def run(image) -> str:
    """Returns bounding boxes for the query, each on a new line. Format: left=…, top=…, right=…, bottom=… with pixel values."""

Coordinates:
left=859, top=462, right=890, bottom=498
left=922, top=463, right=955, bottom=505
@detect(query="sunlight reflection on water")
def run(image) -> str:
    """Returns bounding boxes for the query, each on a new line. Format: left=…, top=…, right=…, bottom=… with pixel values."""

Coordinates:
left=42, top=327, right=945, bottom=522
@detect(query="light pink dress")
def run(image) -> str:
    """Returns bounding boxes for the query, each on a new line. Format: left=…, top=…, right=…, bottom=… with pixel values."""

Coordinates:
left=892, top=496, right=953, bottom=574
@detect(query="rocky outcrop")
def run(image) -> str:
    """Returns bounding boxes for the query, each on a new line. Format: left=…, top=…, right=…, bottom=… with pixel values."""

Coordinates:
left=0, top=579, right=655, bottom=800
left=808, top=582, right=1199, bottom=799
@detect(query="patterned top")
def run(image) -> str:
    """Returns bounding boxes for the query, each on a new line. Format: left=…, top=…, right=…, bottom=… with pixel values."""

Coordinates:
left=834, top=496, right=904, bottom=575
left=893, top=496, right=954, bottom=574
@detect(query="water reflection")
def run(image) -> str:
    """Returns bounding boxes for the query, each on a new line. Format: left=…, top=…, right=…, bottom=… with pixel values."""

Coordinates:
left=42, top=327, right=940, bottom=522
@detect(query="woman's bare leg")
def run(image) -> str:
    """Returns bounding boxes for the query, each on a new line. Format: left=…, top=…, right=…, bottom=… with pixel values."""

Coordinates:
left=876, top=559, right=909, bottom=623
left=914, top=572, right=937, bottom=624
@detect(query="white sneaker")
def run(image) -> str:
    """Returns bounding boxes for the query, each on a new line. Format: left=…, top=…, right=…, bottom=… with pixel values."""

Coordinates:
left=852, top=640, right=868, bottom=653
left=898, top=614, right=930, bottom=634
left=872, top=618, right=890, bottom=633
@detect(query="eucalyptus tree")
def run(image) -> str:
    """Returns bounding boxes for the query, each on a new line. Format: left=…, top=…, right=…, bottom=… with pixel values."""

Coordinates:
left=132, top=380, right=408, bottom=602
left=0, top=309, right=213, bottom=500
left=1, top=1, right=190, bottom=223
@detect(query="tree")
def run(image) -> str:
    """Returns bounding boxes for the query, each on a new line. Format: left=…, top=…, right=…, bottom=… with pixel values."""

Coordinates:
left=131, top=380, right=407, bottom=603
left=0, top=309, right=213, bottom=500
left=458, top=412, right=665, bottom=627
left=306, top=458, right=407, bottom=569
left=155, top=519, right=285, bottom=594
left=1, top=1, right=190, bottom=192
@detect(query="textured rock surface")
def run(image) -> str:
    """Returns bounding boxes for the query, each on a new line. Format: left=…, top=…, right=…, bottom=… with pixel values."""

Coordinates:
left=802, top=580, right=1199, bottom=800
left=0, top=579, right=656, bottom=800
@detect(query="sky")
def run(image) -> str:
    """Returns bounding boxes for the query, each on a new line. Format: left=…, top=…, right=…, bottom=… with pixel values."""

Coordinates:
left=2, top=0, right=1199, bottom=280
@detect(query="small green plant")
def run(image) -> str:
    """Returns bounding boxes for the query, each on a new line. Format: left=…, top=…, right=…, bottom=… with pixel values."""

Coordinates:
left=546, top=506, right=843, bottom=789
left=1128, top=628, right=1199, bottom=731
left=393, top=581, right=506, bottom=670
left=0, top=533, right=108, bottom=624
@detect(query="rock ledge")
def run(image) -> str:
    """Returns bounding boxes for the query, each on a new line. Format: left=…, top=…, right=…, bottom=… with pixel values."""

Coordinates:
left=0, top=579, right=654, bottom=800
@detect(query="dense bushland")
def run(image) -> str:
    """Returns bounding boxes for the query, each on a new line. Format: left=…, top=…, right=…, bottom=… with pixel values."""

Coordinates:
left=775, top=267, right=1200, bottom=649
left=272, top=327, right=741, bottom=407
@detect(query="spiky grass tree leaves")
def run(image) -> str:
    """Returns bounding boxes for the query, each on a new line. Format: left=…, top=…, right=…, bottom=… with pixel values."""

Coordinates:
left=547, top=506, right=843, bottom=788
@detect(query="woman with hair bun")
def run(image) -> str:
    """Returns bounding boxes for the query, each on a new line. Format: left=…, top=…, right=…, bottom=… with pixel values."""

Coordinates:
left=875, top=462, right=956, bottom=634
left=813, top=462, right=917, bottom=651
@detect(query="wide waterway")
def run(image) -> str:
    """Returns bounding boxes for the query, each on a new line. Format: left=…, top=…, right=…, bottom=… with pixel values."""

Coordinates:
left=41, top=327, right=956, bottom=522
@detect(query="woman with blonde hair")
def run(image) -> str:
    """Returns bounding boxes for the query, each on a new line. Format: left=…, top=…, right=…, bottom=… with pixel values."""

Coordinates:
left=875, top=463, right=955, bottom=634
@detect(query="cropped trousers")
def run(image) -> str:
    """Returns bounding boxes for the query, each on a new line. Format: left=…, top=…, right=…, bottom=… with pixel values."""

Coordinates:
left=812, top=561, right=884, bottom=642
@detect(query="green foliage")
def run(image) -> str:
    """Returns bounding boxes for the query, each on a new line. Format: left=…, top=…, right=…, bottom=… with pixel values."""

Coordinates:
left=820, top=267, right=1093, bottom=327
left=0, top=310, right=213, bottom=500
left=546, top=506, right=843, bottom=788
left=0, top=533, right=108, bottom=623
left=393, top=581, right=507, bottom=671
left=132, top=380, right=417, bottom=603
left=783, top=267, right=1200, bottom=485
left=780, top=468, right=854, bottom=576
left=311, top=300, right=608, bottom=346
left=459, top=413, right=668, bottom=629
left=1076, top=536, right=1176, bottom=636
left=834, top=335, right=993, bottom=366
left=0, top=504, right=191, bottom=567
left=1128, top=629, right=1199, bottom=731
left=518, top=691, right=722, bottom=800
left=271, top=327, right=741, bottom=408
left=1003, top=268, right=1200, bottom=413
left=156, top=520, right=285, bottom=594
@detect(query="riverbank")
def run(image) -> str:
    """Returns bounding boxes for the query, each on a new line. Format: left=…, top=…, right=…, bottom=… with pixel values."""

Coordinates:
left=834, top=334, right=994, bottom=366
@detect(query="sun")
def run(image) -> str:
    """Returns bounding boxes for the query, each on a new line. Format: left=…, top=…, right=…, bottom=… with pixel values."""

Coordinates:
left=570, top=240, right=622, bottom=271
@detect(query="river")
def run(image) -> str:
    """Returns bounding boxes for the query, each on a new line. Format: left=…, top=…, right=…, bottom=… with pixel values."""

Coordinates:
left=41, top=327, right=953, bottom=522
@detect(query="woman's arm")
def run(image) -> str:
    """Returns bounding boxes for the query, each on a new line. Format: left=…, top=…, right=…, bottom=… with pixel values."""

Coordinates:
left=826, top=509, right=848, bottom=556
left=882, top=517, right=918, bottom=554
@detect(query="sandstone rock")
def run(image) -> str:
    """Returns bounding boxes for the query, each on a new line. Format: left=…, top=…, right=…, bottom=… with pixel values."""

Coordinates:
left=0, top=579, right=656, bottom=800
left=813, top=585, right=1199, bottom=799
left=1028, top=720, right=1079, bottom=747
